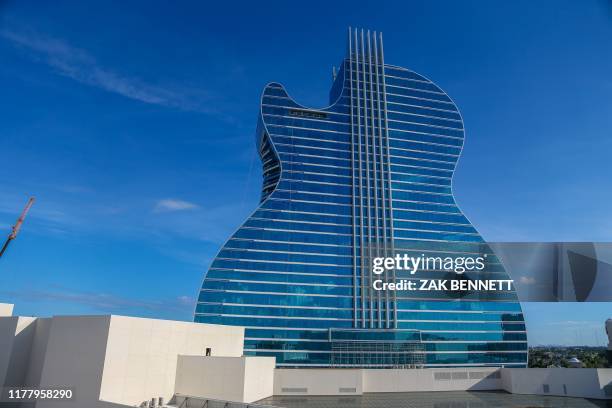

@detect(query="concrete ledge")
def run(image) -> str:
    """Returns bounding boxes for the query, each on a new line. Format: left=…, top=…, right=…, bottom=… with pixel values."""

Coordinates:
left=501, top=367, right=612, bottom=400
left=175, top=356, right=276, bottom=403
left=274, top=368, right=363, bottom=396
left=274, top=367, right=612, bottom=399
left=274, top=367, right=502, bottom=396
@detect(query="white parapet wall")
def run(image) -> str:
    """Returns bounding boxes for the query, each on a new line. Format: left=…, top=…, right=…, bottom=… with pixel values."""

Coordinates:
left=275, top=367, right=611, bottom=399
left=0, top=314, right=245, bottom=408
left=274, top=367, right=502, bottom=396
left=0, top=316, right=38, bottom=388
left=274, top=368, right=364, bottom=396
left=175, top=356, right=276, bottom=403
left=501, top=367, right=612, bottom=400
left=363, top=367, right=502, bottom=393
left=98, top=315, right=244, bottom=406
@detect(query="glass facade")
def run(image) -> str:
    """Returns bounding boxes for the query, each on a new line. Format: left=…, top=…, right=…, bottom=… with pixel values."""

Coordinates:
left=195, top=28, right=528, bottom=368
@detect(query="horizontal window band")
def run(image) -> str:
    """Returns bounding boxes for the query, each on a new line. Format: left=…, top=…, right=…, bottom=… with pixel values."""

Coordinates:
left=239, top=225, right=353, bottom=236
left=250, top=210, right=475, bottom=229
left=200, top=289, right=353, bottom=298
left=273, top=188, right=459, bottom=206
left=273, top=363, right=526, bottom=367
left=200, top=302, right=523, bottom=316
left=221, top=247, right=352, bottom=258
left=249, top=216, right=352, bottom=227
left=197, top=312, right=352, bottom=321
left=282, top=170, right=351, bottom=180
left=199, top=289, right=519, bottom=302
left=264, top=115, right=464, bottom=142
left=393, top=236, right=483, bottom=244
left=240, top=325, right=523, bottom=334
left=245, top=337, right=527, bottom=344
left=266, top=123, right=463, bottom=148
left=228, top=237, right=352, bottom=249
left=198, top=313, right=524, bottom=327
left=245, top=349, right=526, bottom=355
left=264, top=101, right=462, bottom=130
left=331, top=98, right=460, bottom=116
left=263, top=100, right=462, bottom=123
left=204, top=278, right=353, bottom=288
left=255, top=207, right=352, bottom=219
left=200, top=302, right=353, bottom=310
left=235, top=223, right=481, bottom=239
left=208, top=267, right=351, bottom=278
left=275, top=141, right=458, bottom=163
left=213, top=257, right=353, bottom=268
left=384, top=73, right=432, bottom=85
left=237, top=221, right=478, bottom=238
left=203, top=278, right=513, bottom=292
left=384, top=82, right=447, bottom=97
left=394, top=227, right=479, bottom=237
left=275, top=144, right=457, bottom=167
left=347, top=86, right=454, bottom=105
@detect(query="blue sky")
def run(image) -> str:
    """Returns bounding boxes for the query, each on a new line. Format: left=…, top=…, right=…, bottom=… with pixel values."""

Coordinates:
left=0, top=0, right=610, bottom=346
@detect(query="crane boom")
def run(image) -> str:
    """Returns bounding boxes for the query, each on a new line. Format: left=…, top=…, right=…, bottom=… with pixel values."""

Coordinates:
left=0, top=197, right=35, bottom=259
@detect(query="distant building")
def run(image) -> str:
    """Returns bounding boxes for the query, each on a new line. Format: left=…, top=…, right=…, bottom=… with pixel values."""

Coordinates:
left=607, top=318, right=612, bottom=364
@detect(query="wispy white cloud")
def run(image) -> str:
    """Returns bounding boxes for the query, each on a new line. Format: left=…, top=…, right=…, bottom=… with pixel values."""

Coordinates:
left=0, top=287, right=195, bottom=318
left=1, top=29, right=215, bottom=113
left=545, top=320, right=601, bottom=327
left=154, top=198, right=199, bottom=213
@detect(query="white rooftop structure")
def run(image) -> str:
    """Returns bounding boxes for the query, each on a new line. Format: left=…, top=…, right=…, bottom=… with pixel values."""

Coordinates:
left=0, top=303, right=13, bottom=317
left=0, top=305, right=610, bottom=407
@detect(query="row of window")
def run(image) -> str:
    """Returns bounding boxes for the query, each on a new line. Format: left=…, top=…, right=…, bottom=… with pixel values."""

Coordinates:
left=264, top=112, right=464, bottom=141
left=196, top=313, right=526, bottom=331
left=264, top=120, right=464, bottom=152
left=338, top=93, right=459, bottom=118
left=278, top=161, right=455, bottom=188
left=272, top=139, right=459, bottom=168
left=200, top=280, right=519, bottom=301
left=233, top=224, right=487, bottom=248
left=241, top=216, right=478, bottom=238
left=222, top=236, right=504, bottom=263
left=277, top=154, right=454, bottom=180
left=198, top=293, right=521, bottom=313
left=243, top=350, right=526, bottom=366
left=197, top=303, right=523, bottom=322
left=252, top=208, right=477, bottom=233
left=244, top=340, right=526, bottom=352
left=202, top=277, right=516, bottom=299
left=344, top=75, right=453, bottom=104
left=241, top=327, right=526, bottom=342
left=263, top=103, right=463, bottom=131
left=235, top=218, right=482, bottom=245
left=208, top=265, right=511, bottom=283
left=261, top=196, right=467, bottom=219
left=270, top=188, right=459, bottom=210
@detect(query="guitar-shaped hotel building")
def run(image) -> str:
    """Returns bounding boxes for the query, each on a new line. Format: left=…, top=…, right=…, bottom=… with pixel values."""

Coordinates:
left=195, top=29, right=528, bottom=368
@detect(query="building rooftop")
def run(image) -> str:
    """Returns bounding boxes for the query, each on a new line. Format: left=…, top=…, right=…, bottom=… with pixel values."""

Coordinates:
left=259, top=390, right=610, bottom=408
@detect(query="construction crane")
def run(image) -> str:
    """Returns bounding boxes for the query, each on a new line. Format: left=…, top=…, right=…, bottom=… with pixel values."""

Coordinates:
left=0, top=197, right=35, bottom=259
